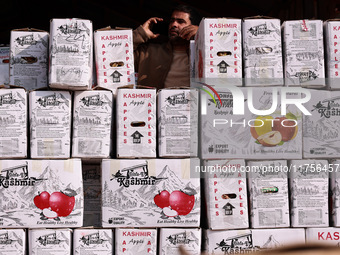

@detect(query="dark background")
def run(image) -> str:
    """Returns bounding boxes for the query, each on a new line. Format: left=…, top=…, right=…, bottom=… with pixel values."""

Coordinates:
left=2, top=0, right=340, bottom=44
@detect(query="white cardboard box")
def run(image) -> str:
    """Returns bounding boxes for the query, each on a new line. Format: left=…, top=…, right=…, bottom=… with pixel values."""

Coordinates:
left=306, top=228, right=340, bottom=245
left=324, top=20, right=340, bottom=90
left=0, top=87, right=27, bottom=158
left=49, top=18, right=93, bottom=90
left=200, top=87, right=302, bottom=159
left=73, top=229, right=113, bottom=254
left=0, top=46, right=9, bottom=85
left=303, top=90, right=340, bottom=158
left=94, top=28, right=135, bottom=92
left=28, top=229, right=72, bottom=255
left=203, top=228, right=305, bottom=254
left=0, top=229, right=26, bottom=255
left=243, top=17, right=283, bottom=86
left=159, top=228, right=201, bottom=255
left=72, top=90, right=113, bottom=158
left=247, top=160, right=290, bottom=228
left=102, top=158, right=200, bottom=227
left=158, top=88, right=198, bottom=157
left=9, top=29, right=49, bottom=90
left=194, top=18, right=242, bottom=86
left=283, top=20, right=325, bottom=88
left=116, top=87, right=156, bottom=158
left=115, top=228, right=157, bottom=255
left=0, top=159, right=83, bottom=228
left=29, top=90, right=71, bottom=159
left=203, top=159, right=248, bottom=230
left=330, top=160, right=340, bottom=226
left=289, top=159, right=329, bottom=227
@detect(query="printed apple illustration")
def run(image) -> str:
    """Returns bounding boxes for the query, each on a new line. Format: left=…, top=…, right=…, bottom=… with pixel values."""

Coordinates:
left=154, top=190, right=170, bottom=209
left=250, top=115, right=274, bottom=139
left=272, top=116, right=298, bottom=141
left=49, top=191, right=75, bottom=217
left=42, top=208, right=58, bottom=219
left=163, top=206, right=179, bottom=217
left=34, top=191, right=50, bottom=210
left=169, top=190, right=195, bottom=216
left=256, top=131, right=282, bottom=147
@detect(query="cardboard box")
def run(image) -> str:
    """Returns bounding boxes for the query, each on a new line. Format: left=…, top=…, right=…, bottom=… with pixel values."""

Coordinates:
left=158, top=88, right=198, bottom=157
left=283, top=20, right=325, bottom=88
left=9, top=29, right=49, bottom=90
left=0, top=159, right=83, bottom=228
left=72, top=90, right=113, bottom=158
left=289, top=159, right=329, bottom=227
left=28, top=229, right=72, bottom=255
left=159, top=228, right=201, bottom=255
left=0, top=229, right=26, bottom=255
left=73, top=229, right=113, bottom=254
left=324, top=20, right=340, bottom=90
left=306, top=228, right=340, bottom=245
left=94, top=28, right=135, bottom=92
left=0, top=87, right=27, bottom=158
left=247, top=160, right=290, bottom=228
left=82, top=163, right=101, bottom=227
left=203, top=159, right=248, bottom=230
left=194, top=18, right=242, bottom=86
left=200, top=87, right=302, bottom=159
left=29, top=90, right=71, bottom=159
left=203, top=228, right=305, bottom=254
left=330, top=160, right=340, bottom=226
left=102, top=158, right=200, bottom=227
left=243, top=17, right=283, bottom=86
left=116, top=87, right=156, bottom=158
left=0, top=46, right=9, bottom=85
left=115, top=228, right=157, bottom=255
left=303, top=90, right=340, bottom=158
left=49, top=18, right=93, bottom=90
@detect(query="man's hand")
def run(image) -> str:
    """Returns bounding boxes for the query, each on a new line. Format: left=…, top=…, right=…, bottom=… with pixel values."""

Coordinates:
left=142, top=17, right=163, bottom=39
left=179, top=25, right=198, bottom=40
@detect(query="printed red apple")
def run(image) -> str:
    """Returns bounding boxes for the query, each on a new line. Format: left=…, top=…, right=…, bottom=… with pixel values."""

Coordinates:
left=169, top=190, right=195, bottom=216
left=272, top=116, right=298, bottom=141
left=49, top=191, right=75, bottom=217
left=256, top=131, right=282, bottom=147
left=154, top=190, right=170, bottom=209
left=42, top=208, right=58, bottom=219
left=163, top=206, right=179, bottom=217
left=34, top=191, right=50, bottom=210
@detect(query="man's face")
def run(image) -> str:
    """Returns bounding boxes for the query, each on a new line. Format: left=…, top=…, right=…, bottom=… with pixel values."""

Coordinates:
left=168, top=11, right=191, bottom=39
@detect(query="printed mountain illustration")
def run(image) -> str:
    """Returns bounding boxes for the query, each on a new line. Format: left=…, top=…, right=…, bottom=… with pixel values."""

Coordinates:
left=262, top=235, right=280, bottom=249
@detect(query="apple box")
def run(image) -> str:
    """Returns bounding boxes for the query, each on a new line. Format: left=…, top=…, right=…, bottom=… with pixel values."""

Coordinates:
left=159, top=228, right=201, bottom=255
left=94, top=28, right=135, bottom=93
left=203, top=159, right=248, bottom=230
left=282, top=20, right=325, bottom=88
left=9, top=29, right=49, bottom=90
left=194, top=18, right=242, bottom=86
left=0, top=46, right=9, bottom=85
left=0, top=159, right=83, bottom=228
left=203, top=228, right=305, bottom=254
left=28, top=229, right=72, bottom=255
left=72, top=90, right=113, bottom=158
left=29, top=90, right=71, bottom=159
left=303, top=90, right=340, bottom=158
left=116, top=87, right=156, bottom=158
left=115, top=228, right=157, bottom=255
left=73, top=229, right=113, bottom=254
left=82, top=162, right=102, bottom=227
left=0, top=229, right=26, bottom=255
left=306, top=228, right=340, bottom=244
left=101, top=158, right=200, bottom=227
left=157, top=88, right=198, bottom=157
left=330, top=160, right=340, bottom=226
left=200, top=87, right=302, bottom=159
left=243, top=17, right=283, bottom=86
left=0, top=87, right=27, bottom=158
left=49, top=18, right=93, bottom=90
left=289, top=159, right=329, bottom=227
left=247, top=160, right=290, bottom=228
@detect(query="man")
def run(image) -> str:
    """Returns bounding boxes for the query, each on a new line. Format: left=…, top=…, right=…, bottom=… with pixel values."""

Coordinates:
left=133, top=5, right=201, bottom=89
